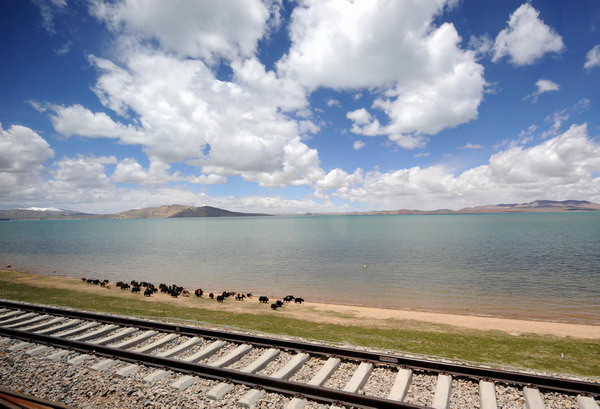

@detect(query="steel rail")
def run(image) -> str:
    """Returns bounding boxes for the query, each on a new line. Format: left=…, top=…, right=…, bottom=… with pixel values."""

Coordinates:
left=0, top=326, right=424, bottom=409
left=1, top=299, right=598, bottom=397
left=0, top=386, right=75, bottom=409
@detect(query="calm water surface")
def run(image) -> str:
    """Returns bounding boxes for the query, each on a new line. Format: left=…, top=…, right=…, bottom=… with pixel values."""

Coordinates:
left=1, top=213, right=599, bottom=323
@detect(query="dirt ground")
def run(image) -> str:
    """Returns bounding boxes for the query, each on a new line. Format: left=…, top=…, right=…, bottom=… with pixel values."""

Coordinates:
left=3, top=270, right=600, bottom=339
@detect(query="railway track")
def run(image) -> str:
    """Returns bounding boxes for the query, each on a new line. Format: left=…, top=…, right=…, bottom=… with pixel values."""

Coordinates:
left=0, top=300, right=598, bottom=409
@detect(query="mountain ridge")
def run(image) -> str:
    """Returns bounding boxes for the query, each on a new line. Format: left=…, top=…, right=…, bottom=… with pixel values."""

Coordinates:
left=0, top=200, right=599, bottom=220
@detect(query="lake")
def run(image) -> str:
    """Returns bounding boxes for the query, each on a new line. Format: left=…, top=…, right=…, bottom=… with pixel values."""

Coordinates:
left=1, top=212, right=599, bottom=324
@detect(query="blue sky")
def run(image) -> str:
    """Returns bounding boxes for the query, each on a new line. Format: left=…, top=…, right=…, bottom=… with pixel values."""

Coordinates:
left=1, top=0, right=599, bottom=214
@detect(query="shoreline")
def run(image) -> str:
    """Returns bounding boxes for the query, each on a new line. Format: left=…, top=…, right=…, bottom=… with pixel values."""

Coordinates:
left=2, top=269, right=599, bottom=340
left=299, top=300, right=600, bottom=339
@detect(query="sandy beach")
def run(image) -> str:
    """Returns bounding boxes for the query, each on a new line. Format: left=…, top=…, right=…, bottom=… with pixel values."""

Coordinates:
left=2, top=270, right=599, bottom=340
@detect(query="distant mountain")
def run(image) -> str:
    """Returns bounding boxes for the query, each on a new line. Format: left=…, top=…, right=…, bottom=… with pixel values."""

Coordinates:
left=0, top=208, right=90, bottom=220
left=111, top=205, right=270, bottom=219
left=457, top=200, right=600, bottom=213
left=311, top=200, right=600, bottom=216
left=0, top=205, right=270, bottom=220
left=1, top=200, right=598, bottom=220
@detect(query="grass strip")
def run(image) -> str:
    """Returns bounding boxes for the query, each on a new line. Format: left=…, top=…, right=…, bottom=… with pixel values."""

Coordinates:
left=0, top=274, right=598, bottom=377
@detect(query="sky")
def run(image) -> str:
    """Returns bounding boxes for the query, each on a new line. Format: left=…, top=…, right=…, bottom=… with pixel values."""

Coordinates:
left=1, top=0, right=599, bottom=214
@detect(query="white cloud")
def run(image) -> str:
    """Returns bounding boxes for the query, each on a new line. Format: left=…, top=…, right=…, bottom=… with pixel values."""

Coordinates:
left=459, top=143, right=483, bottom=150
left=584, top=44, right=600, bottom=70
left=326, top=98, right=341, bottom=107
left=54, top=40, right=72, bottom=56
left=330, top=124, right=600, bottom=210
left=525, top=79, right=560, bottom=102
left=51, top=155, right=112, bottom=189
left=493, top=3, right=564, bottom=66
left=346, top=108, right=373, bottom=126
left=316, top=168, right=363, bottom=190
left=32, top=0, right=67, bottom=34
left=0, top=124, right=55, bottom=202
left=0, top=124, right=54, bottom=173
left=280, top=0, right=485, bottom=147
left=414, top=152, right=430, bottom=158
left=90, top=0, right=275, bottom=63
left=70, top=47, right=319, bottom=187
left=352, top=140, right=365, bottom=150
left=113, top=157, right=227, bottom=186
left=388, top=134, right=429, bottom=150
left=47, top=104, right=142, bottom=141
left=541, top=109, right=569, bottom=138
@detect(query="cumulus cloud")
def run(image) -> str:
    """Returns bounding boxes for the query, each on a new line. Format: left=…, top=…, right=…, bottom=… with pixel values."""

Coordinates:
left=280, top=0, right=485, bottom=147
left=584, top=45, right=600, bottom=70
left=59, top=45, right=317, bottom=188
left=90, top=0, right=276, bottom=63
left=51, top=155, right=112, bottom=189
left=47, top=104, right=143, bottom=141
left=525, top=79, right=560, bottom=102
left=316, top=168, right=363, bottom=190
left=329, top=124, right=600, bottom=210
left=493, top=3, right=564, bottom=66
left=0, top=124, right=55, bottom=203
left=0, top=124, right=54, bottom=173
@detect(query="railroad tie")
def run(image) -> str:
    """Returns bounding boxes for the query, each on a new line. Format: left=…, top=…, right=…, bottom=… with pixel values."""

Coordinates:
left=237, top=389, right=265, bottom=408
left=239, top=348, right=280, bottom=374
left=90, top=359, right=117, bottom=372
left=22, top=317, right=66, bottom=332
left=170, top=375, right=197, bottom=391
left=143, top=369, right=169, bottom=385
left=207, top=347, right=279, bottom=402
left=479, top=380, right=498, bottom=409
left=387, top=368, right=412, bottom=401
left=116, top=364, right=140, bottom=377
left=577, top=395, right=600, bottom=409
left=111, top=330, right=157, bottom=349
left=156, top=336, right=201, bottom=358
left=0, top=312, right=37, bottom=326
left=70, top=324, right=119, bottom=342
left=2, top=314, right=50, bottom=329
left=207, top=344, right=252, bottom=368
left=89, top=327, right=138, bottom=346
left=284, top=397, right=308, bottom=409
left=0, top=311, right=29, bottom=322
left=330, top=362, right=374, bottom=409
left=53, top=321, right=99, bottom=338
left=342, top=362, right=373, bottom=393
left=25, top=345, right=50, bottom=357
left=8, top=341, right=32, bottom=352
left=270, top=353, right=310, bottom=380
left=46, top=350, right=70, bottom=362
left=307, top=357, right=341, bottom=386
left=67, top=354, right=93, bottom=365
left=523, top=387, right=545, bottom=409
left=133, top=333, right=178, bottom=353
left=431, top=374, right=453, bottom=409
left=35, top=319, right=82, bottom=335
left=206, top=383, right=233, bottom=400
left=181, top=340, right=226, bottom=363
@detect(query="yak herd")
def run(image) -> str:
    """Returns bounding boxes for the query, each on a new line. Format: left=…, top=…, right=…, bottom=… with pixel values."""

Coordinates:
left=81, top=277, right=304, bottom=310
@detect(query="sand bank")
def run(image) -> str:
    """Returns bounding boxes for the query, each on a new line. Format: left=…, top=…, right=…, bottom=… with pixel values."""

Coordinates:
left=299, top=301, right=600, bottom=339
left=2, top=270, right=599, bottom=340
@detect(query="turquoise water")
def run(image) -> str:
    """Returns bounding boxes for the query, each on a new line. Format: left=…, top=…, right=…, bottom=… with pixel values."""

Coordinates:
left=1, top=213, right=599, bottom=323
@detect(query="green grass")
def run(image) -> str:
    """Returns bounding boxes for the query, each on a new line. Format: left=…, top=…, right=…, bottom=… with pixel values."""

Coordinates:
left=0, top=275, right=598, bottom=377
